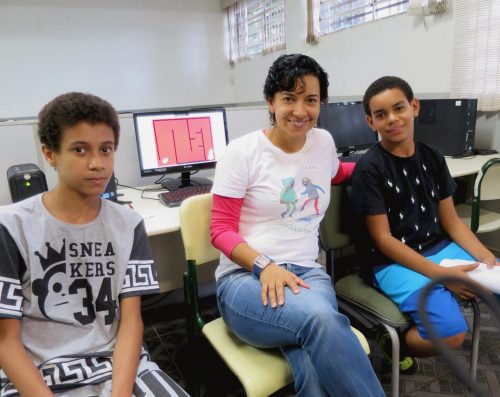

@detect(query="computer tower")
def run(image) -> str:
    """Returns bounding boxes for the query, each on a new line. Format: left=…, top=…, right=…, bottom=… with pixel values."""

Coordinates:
left=101, top=173, right=118, bottom=201
left=7, top=163, right=48, bottom=203
left=414, top=99, right=477, bottom=157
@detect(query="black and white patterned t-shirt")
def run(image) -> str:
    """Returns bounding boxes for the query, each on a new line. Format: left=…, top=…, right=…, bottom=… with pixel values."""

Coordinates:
left=351, top=142, right=456, bottom=282
left=0, top=195, right=160, bottom=396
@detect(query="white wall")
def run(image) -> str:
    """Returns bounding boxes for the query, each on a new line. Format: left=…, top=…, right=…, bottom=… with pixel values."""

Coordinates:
left=476, top=112, right=500, bottom=151
left=230, top=2, right=455, bottom=102
left=0, top=0, right=236, bottom=204
left=229, top=0, right=499, bottom=152
left=1, top=0, right=499, bottom=206
left=0, top=0, right=234, bottom=119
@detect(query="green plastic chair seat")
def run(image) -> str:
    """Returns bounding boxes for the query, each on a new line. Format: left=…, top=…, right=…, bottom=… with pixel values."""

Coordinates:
left=202, top=318, right=370, bottom=397
left=335, top=273, right=409, bottom=328
left=202, top=318, right=293, bottom=397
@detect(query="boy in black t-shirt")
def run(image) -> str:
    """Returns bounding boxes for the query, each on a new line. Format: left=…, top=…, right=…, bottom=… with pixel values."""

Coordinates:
left=351, top=76, right=499, bottom=362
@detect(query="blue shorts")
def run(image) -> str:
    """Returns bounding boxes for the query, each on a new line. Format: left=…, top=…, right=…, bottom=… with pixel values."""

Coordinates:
left=373, top=240, right=473, bottom=339
left=399, top=284, right=467, bottom=339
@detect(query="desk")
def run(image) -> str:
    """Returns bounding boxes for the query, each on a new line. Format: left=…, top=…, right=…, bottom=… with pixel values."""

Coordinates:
left=446, top=154, right=499, bottom=178
left=119, top=187, right=215, bottom=293
left=119, top=187, right=180, bottom=236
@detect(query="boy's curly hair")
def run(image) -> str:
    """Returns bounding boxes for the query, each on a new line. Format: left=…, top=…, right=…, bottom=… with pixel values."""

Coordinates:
left=38, top=92, right=120, bottom=151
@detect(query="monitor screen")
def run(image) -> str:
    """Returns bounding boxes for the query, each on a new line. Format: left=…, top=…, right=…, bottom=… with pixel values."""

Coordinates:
left=317, top=101, right=377, bottom=155
left=133, top=108, right=228, bottom=190
left=414, top=99, right=477, bottom=157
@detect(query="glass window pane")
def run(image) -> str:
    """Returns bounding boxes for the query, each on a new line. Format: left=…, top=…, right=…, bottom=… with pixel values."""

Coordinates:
left=319, top=0, right=408, bottom=36
left=228, top=0, right=285, bottom=63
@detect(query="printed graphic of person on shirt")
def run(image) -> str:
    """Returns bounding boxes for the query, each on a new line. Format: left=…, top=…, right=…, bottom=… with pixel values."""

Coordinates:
left=280, top=177, right=298, bottom=218
left=300, top=176, right=325, bottom=215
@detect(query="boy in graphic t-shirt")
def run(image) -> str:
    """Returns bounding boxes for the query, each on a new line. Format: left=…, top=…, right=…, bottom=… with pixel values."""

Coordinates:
left=0, top=93, right=188, bottom=397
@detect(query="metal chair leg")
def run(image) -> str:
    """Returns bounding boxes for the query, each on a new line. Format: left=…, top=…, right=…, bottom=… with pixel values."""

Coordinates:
left=325, top=249, right=334, bottom=280
left=184, top=273, right=200, bottom=397
left=382, top=323, right=400, bottom=397
left=469, top=299, right=481, bottom=380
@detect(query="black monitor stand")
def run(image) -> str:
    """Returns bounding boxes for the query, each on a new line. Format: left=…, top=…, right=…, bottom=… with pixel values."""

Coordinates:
left=455, top=150, right=475, bottom=158
left=160, top=171, right=212, bottom=191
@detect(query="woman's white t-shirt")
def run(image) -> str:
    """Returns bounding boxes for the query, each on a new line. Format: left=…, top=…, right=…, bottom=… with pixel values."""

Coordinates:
left=212, top=128, right=339, bottom=279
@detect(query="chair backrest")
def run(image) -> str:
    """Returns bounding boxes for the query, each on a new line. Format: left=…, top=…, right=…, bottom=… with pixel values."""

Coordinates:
left=319, top=185, right=352, bottom=251
left=179, top=193, right=220, bottom=265
left=474, top=158, right=500, bottom=201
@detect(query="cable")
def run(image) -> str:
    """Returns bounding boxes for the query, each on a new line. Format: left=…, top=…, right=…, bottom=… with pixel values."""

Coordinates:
left=418, top=276, right=500, bottom=397
left=116, top=182, right=163, bottom=201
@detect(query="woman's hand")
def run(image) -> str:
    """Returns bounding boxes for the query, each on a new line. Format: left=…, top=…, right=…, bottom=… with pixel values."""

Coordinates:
left=259, top=264, right=310, bottom=307
left=441, top=263, right=480, bottom=300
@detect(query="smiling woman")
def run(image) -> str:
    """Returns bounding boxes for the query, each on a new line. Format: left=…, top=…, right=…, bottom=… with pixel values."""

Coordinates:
left=208, top=53, right=385, bottom=396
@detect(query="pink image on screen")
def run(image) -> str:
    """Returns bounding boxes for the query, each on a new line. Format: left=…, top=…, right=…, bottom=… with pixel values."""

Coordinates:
left=153, top=117, right=214, bottom=167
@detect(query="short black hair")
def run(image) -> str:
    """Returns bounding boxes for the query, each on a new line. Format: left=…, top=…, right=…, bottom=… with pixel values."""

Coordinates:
left=38, top=92, right=120, bottom=151
left=263, top=54, right=329, bottom=124
left=363, top=76, right=414, bottom=116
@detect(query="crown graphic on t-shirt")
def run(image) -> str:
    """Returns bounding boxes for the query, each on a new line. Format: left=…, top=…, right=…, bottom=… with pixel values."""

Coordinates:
left=34, top=240, right=66, bottom=271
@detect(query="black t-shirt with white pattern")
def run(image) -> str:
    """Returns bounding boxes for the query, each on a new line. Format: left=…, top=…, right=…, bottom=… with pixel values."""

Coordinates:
left=351, top=141, right=456, bottom=282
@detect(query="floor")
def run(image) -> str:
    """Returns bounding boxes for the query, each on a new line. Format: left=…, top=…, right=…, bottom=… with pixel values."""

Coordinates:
left=142, top=283, right=500, bottom=397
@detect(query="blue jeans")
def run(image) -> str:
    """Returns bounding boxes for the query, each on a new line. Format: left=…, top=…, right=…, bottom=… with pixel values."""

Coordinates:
left=217, top=264, right=384, bottom=397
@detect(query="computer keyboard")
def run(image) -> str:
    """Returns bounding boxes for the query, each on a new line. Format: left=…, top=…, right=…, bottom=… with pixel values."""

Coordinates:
left=158, top=184, right=212, bottom=207
left=340, top=153, right=365, bottom=163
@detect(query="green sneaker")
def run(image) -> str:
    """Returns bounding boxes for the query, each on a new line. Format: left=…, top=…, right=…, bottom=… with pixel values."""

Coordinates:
left=376, top=330, right=419, bottom=376
left=399, top=356, right=418, bottom=373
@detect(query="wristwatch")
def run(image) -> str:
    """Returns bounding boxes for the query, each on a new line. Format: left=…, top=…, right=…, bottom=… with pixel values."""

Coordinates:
left=252, top=254, right=272, bottom=278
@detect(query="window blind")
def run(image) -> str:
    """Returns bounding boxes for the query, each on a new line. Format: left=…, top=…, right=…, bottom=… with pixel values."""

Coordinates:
left=451, top=0, right=500, bottom=112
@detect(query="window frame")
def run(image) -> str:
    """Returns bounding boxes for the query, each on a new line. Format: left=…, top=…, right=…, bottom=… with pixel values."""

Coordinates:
left=308, top=0, right=409, bottom=42
left=227, top=0, right=286, bottom=64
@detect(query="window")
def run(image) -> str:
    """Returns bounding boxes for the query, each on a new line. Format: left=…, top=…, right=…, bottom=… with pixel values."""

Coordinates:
left=451, top=0, right=500, bottom=111
left=308, top=0, right=408, bottom=42
left=227, top=0, right=285, bottom=64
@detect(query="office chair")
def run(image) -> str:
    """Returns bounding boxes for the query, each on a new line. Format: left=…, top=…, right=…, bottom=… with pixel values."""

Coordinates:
left=319, top=185, right=481, bottom=397
left=180, top=193, right=370, bottom=397
left=455, top=157, right=500, bottom=233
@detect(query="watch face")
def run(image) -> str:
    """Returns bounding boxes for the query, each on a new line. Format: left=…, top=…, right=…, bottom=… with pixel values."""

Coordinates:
left=254, top=255, right=271, bottom=268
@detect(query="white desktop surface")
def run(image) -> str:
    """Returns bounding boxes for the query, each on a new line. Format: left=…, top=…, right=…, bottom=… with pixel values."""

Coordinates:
left=446, top=154, right=499, bottom=178
left=118, top=185, right=218, bottom=293
left=118, top=186, right=180, bottom=236
left=117, top=185, right=218, bottom=293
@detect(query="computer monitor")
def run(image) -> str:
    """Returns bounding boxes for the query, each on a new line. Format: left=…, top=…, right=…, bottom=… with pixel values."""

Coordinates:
left=133, top=108, right=229, bottom=190
left=414, top=98, right=477, bottom=157
left=317, top=101, right=378, bottom=155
